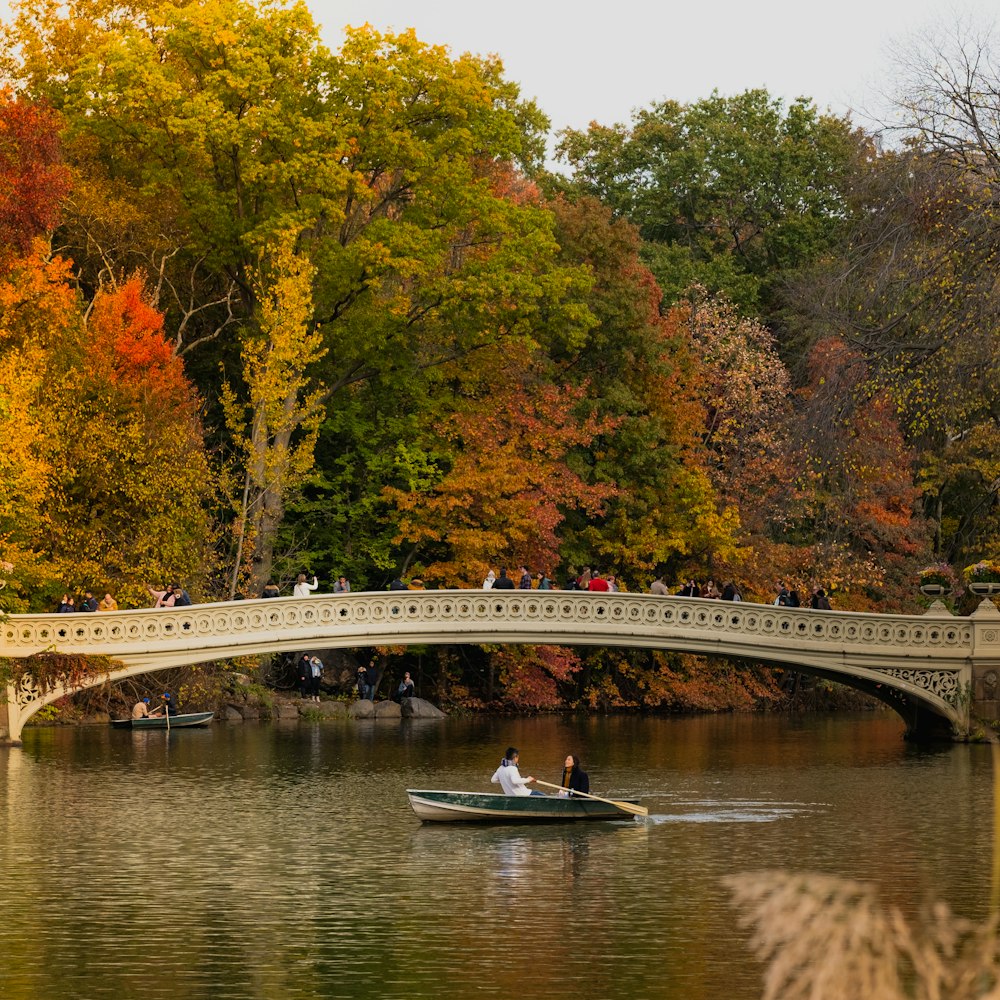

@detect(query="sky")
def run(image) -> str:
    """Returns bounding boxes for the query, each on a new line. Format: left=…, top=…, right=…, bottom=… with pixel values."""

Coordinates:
left=314, top=0, right=993, bottom=150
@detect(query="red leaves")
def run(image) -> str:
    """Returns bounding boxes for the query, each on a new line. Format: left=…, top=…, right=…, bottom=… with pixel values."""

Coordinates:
left=0, top=92, right=70, bottom=259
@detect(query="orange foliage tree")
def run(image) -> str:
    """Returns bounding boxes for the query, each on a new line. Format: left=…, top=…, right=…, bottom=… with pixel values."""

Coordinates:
left=386, top=342, right=617, bottom=587
left=0, top=263, right=216, bottom=610
left=42, top=277, right=215, bottom=606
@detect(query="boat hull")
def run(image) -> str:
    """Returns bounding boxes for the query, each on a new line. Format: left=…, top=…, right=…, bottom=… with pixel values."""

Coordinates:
left=406, top=789, right=638, bottom=823
left=111, top=711, right=215, bottom=730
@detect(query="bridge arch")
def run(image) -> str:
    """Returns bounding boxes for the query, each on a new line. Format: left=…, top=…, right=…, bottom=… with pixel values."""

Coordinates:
left=0, top=591, right=982, bottom=743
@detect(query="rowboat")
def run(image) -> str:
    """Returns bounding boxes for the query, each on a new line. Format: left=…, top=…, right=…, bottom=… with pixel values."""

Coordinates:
left=406, top=789, right=640, bottom=823
left=111, top=711, right=215, bottom=730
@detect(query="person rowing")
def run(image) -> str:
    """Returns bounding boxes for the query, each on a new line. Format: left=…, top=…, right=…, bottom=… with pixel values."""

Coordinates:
left=490, top=746, right=543, bottom=796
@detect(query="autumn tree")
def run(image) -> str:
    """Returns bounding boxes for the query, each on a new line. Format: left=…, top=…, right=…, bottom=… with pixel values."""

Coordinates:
left=544, top=194, right=740, bottom=586
left=786, top=26, right=1000, bottom=572
left=0, top=90, right=69, bottom=260
left=4, top=3, right=594, bottom=590
left=385, top=340, right=616, bottom=587
left=40, top=277, right=215, bottom=608
left=222, top=231, right=324, bottom=596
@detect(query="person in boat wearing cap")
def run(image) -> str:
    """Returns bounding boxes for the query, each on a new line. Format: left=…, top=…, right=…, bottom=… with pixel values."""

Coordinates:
left=131, top=697, right=151, bottom=720
left=150, top=692, right=178, bottom=717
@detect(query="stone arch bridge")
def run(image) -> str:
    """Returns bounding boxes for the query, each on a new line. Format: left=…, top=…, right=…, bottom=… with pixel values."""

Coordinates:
left=3, top=591, right=1000, bottom=744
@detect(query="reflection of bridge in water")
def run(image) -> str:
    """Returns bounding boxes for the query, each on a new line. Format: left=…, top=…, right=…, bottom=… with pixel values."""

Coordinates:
left=4, top=591, right=1000, bottom=744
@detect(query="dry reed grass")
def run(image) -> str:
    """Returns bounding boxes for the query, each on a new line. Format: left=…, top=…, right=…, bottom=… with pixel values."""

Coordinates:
left=726, top=748, right=1000, bottom=998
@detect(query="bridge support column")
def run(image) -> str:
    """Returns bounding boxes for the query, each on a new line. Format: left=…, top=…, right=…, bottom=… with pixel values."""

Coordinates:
left=0, top=684, right=17, bottom=746
left=970, top=600, right=1000, bottom=733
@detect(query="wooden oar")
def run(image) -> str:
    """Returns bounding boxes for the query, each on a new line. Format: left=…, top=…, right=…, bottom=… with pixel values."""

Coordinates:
left=532, top=779, right=649, bottom=817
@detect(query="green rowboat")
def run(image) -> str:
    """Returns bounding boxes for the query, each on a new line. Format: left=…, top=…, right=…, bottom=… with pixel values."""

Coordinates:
left=406, top=789, right=639, bottom=823
left=112, top=711, right=215, bottom=730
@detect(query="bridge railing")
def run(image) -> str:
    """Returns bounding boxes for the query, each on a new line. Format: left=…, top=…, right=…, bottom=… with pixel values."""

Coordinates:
left=0, top=590, right=975, bottom=663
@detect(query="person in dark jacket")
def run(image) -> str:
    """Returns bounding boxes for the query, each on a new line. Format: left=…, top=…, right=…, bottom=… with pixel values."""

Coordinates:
left=388, top=577, right=407, bottom=591
left=365, top=663, right=379, bottom=700
left=558, top=754, right=590, bottom=797
left=79, top=591, right=99, bottom=612
left=393, top=671, right=415, bottom=702
left=811, top=588, right=832, bottom=610
left=298, top=654, right=313, bottom=699
left=152, top=692, right=178, bottom=716
left=491, top=568, right=516, bottom=590
left=356, top=664, right=370, bottom=700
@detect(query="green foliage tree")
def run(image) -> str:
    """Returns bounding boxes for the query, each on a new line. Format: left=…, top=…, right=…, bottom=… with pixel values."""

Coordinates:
left=556, top=90, right=867, bottom=324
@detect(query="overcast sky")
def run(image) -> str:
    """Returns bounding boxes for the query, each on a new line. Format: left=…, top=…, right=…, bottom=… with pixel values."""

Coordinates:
left=315, top=0, right=993, bottom=148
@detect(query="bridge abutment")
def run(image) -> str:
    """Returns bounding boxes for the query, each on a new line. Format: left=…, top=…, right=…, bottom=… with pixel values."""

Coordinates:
left=0, top=689, right=14, bottom=746
left=970, top=600, right=1000, bottom=732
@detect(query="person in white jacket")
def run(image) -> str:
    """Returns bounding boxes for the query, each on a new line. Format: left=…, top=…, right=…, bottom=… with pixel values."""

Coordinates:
left=491, top=747, right=537, bottom=796
left=483, top=570, right=496, bottom=589
left=293, top=574, right=319, bottom=598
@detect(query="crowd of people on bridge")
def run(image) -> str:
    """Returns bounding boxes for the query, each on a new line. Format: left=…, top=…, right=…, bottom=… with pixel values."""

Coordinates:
left=48, top=567, right=836, bottom=613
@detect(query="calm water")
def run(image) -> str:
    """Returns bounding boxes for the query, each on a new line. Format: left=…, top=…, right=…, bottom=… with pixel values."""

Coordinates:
left=0, top=712, right=993, bottom=1000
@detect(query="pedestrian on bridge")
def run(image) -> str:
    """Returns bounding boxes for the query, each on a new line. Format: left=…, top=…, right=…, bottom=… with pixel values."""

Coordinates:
left=148, top=585, right=176, bottom=608
left=293, top=574, right=319, bottom=598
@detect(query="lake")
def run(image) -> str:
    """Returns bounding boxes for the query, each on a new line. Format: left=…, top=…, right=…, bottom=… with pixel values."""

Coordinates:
left=0, top=711, right=992, bottom=999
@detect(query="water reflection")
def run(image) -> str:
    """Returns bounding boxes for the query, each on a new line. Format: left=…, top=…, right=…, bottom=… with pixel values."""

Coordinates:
left=0, top=713, right=994, bottom=1000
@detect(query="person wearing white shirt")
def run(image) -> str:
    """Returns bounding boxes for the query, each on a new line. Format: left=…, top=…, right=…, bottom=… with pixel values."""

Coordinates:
left=293, top=573, right=319, bottom=598
left=490, top=747, right=537, bottom=796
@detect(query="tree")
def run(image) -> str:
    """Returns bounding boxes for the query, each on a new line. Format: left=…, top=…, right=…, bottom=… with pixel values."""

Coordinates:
left=545, top=194, right=741, bottom=584
left=4, top=4, right=593, bottom=588
left=556, top=90, right=866, bottom=322
left=222, top=231, right=324, bottom=596
left=41, top=276, right=216, bottom=607
left=0, top=90, right=69, bottom=259
left=385, top=340, right=615, bottom=587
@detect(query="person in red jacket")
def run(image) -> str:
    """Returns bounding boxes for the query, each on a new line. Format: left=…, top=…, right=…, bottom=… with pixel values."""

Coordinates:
left=588, top=570, right=610, bottom=592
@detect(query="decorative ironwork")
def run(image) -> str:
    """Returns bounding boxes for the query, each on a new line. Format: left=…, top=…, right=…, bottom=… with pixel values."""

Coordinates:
left=878, top=668, right=961, bottom=702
